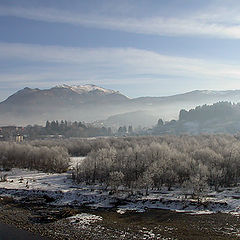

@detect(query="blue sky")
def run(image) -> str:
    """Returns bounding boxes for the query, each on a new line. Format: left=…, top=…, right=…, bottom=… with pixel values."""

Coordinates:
left=1, top=0, right=240, bottom=101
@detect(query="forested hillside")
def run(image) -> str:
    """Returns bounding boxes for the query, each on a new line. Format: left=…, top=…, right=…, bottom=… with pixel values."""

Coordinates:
left=152, top=102, right=240, bottom=135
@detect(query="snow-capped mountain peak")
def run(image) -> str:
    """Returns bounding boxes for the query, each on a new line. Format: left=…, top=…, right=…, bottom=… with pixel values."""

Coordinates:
left=56, top=84, right=117, bottom=95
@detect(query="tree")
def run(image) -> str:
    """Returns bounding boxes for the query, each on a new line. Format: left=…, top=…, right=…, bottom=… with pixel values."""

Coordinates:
left=128, top=125, right=133, bottom=134
left=157, top=119, right=164, bottom=126
left=107, top=127, right=112, bottom=136
left=179, top=109, right=188, bottom=121
left=109, top=171, right=124, bottom=193
left=118, top=127, right=123, bottom=135
left=45, top=120, right=50, bottom=130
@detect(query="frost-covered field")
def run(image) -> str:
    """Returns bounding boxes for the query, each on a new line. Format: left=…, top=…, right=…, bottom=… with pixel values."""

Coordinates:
left=1, top=157, right=240, bottom=216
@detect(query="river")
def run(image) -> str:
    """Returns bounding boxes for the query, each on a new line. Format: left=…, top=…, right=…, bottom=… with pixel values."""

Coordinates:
left=0, top=222, right=49, bottom=240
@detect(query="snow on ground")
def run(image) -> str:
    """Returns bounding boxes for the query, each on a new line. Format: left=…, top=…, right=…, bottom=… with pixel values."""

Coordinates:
left=68, top=213, right=103, bottom=229
left=186, top=210, right=213, bottom=215
left=69, top=157, right=85, bottom=170
left=1, top=157, right=240, bottom=215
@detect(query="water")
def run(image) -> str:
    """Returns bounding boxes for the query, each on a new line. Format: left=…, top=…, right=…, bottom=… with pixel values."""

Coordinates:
left=0, top=223, right=49, bottom=240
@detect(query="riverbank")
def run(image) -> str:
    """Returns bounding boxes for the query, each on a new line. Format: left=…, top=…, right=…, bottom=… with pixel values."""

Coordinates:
left=1, top=167, right=240, bottom=215
left=0, top=195, right=240, bottom=240
left=1, top=166, right=240, bottom=239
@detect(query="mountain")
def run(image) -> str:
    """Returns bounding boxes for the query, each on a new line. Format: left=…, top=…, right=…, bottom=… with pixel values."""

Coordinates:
left=133, top=90, right=240, bottom=105
left=3, top=84, right=127, bottom=106
left=1, top=85, right=240, bottom=126
left=0, top=84, right=129, bottom=125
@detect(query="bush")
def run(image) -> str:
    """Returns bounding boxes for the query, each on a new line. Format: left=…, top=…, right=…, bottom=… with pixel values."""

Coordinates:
left=0, top=142, right=70, bottom=173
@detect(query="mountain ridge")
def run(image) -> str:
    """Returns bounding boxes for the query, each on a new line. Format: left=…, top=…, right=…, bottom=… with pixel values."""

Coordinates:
left=1, top=85, right=240, bottom=126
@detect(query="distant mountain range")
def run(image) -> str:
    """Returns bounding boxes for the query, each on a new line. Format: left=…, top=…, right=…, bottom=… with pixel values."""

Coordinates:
left=1, top=84, right=240, bottom=127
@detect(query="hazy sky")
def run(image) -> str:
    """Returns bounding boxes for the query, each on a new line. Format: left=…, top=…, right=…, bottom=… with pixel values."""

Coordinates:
left=1, top=0, right=240, bottom=100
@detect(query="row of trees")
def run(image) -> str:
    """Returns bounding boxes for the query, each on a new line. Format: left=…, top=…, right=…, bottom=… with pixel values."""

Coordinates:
left=117, top=125, right=133, bottom=135
left=19, top=121, right=112, bottom=140
left=2, top=134, right=240, bottom=195
left=0, top=142, right=70, bottom=173
left=30, top=138, right=111, bottom=156
left=72, top=135, right=240, bottom=195
left=45, top=120, right=112, bottom=137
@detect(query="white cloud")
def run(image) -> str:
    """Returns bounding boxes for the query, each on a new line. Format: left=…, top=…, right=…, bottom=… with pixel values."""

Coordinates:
left=1, top=5, right=240, bottom=39
left=0, top=42, right=240, bottom=88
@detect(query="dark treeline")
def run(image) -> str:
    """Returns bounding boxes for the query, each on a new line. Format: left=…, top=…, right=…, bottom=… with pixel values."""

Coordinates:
left=0, top=142, right=70, bottom=173
left=179, top=101, right=240, bottom=122
left=11, top=120, right=112, bottom=140
left=152, top=102, right=240, bottom=135
left=44, top=120, right=112, bottom=137
left=72, top=135, right=240, bottom=195
left=24, top=121, right=135, bottom=139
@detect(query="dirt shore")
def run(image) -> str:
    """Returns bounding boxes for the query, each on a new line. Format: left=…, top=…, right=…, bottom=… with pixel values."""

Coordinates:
left=0, top=196, right=240, bottom=240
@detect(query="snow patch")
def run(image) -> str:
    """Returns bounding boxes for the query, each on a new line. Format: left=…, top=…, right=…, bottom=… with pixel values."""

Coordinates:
left=187, top=210, right=213, bottom=215
left=116, top=209, right=126, bottom=214
left=57, top=84, right=116, bottom=95
left=2, top=163, right=240, bottom=216
left=68, top=213, right=103, bottom=229
left=69, top=157, right=85, bottom=169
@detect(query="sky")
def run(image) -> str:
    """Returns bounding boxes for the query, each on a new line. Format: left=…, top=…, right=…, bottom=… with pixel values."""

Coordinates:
left=1, top=0, right=240, bottom=101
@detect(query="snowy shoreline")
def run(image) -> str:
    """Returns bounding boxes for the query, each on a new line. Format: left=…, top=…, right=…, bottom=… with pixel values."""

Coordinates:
left=1, top=166, right=240, bottom=216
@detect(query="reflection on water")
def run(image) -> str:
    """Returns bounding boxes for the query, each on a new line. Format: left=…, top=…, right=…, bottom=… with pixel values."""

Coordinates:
left=0, top=222, right=49, bottom=240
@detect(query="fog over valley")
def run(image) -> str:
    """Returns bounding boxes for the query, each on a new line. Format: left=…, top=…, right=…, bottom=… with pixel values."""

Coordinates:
left=1, top=84, right=240, bottom=129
